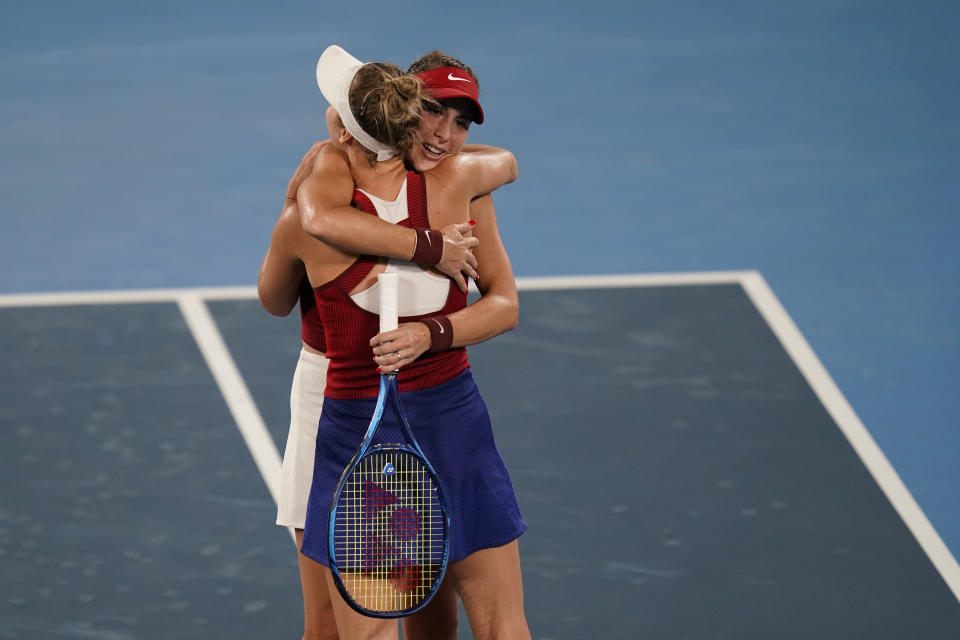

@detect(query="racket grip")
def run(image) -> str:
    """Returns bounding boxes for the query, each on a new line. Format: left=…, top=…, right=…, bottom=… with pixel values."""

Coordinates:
left=378, top=272, right=399, bottom=332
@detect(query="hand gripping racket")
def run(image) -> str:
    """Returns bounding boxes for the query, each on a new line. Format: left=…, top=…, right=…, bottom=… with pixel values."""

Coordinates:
left=328, top=272, right=450, bottom=617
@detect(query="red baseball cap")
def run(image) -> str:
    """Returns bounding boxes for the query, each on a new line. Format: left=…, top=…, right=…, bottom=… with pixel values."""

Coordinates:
left=415, top=67, right=484, bottom=124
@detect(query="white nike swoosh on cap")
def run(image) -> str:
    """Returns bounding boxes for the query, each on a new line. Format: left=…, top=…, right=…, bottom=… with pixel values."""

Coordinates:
left=447, top=73, right=470, bottom=82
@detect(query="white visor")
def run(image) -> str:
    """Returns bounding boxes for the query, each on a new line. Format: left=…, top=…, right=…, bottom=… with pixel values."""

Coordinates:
left=316, top=45, right=399, bottom=162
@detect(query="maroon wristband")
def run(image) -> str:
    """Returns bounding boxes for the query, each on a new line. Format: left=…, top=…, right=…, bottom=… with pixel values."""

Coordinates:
left=422, top=315, right=454, bottom=353
left=411, top=228, right=444, bottom=267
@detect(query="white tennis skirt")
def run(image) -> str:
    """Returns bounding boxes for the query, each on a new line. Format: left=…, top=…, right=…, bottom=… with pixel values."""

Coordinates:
left=276, top=348, right=329, bottom=529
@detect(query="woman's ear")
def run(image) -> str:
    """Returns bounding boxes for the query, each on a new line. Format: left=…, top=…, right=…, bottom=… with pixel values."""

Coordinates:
left=325, top=105, right=351, bottom=145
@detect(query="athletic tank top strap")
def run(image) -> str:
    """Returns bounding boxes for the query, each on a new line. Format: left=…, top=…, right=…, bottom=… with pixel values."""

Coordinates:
left=405, top=171, right=428, bottom=227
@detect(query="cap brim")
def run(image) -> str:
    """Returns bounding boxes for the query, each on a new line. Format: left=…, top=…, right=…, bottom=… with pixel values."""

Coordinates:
left=316, top=45, right=362, bottom=112
left=429, top=88, right=485, bottom=124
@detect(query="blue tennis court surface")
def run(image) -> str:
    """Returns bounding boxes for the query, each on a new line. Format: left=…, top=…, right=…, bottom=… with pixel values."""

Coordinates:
left=2, top=275, right=957, bottom=638
left=2, top=0, right=958, bottom=636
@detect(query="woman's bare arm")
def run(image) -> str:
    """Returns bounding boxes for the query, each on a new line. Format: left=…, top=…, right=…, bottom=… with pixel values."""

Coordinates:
left=445, top=193, right=518, bottom=343
left=258, top=203, right=307, bottom=317
left=296, top=146, right=419, bottom=258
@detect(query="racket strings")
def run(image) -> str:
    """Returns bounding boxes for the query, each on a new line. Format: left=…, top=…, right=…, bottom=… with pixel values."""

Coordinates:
left=332, top=448, right=445, bottom=613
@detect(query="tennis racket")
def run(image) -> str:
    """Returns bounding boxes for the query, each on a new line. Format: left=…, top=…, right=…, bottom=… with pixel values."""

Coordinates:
left=328, top=271, right=450, bottom=617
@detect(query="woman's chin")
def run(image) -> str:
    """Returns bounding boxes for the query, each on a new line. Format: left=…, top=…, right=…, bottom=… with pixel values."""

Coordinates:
left=409, top=151, right=442, bottom=172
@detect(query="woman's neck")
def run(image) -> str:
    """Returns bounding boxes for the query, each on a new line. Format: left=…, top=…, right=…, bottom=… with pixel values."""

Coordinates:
left=349, top=154, right=407, bottom=201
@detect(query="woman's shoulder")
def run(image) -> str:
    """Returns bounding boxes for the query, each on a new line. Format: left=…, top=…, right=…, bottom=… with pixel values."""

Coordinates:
left=422, top=153, right=473, bottom=190
left=424, top=149, right=516, bottom=200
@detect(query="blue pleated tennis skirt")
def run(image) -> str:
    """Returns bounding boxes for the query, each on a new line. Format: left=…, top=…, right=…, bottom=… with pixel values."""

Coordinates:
left=299, top=369, right=527, bottom=566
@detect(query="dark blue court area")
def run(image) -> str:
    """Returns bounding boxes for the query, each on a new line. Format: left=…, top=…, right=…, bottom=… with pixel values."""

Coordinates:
left=2, top=277, right=957, bottom=639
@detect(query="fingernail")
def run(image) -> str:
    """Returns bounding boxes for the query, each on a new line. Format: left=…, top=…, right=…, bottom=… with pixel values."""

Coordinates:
left=376, top=367, right=382, bottom=373
left=468, top=219, right=476, bottom=226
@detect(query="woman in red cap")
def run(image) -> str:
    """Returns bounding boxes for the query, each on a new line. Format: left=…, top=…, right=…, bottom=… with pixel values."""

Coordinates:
left=259, top=47, right=529, bottom=640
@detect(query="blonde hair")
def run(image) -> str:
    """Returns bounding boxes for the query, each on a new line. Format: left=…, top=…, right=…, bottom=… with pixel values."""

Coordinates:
left=348, top=62, right=424, bottom=159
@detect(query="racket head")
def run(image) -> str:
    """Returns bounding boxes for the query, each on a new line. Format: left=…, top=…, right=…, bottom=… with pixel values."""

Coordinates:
left=328, top=443, right=450, bottom=618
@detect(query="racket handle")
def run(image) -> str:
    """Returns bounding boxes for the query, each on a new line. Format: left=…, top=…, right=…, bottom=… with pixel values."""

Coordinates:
left=378, top=271, right=399, bottom=333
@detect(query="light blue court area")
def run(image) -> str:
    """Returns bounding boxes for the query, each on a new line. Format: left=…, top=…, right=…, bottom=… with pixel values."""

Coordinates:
left=1, top=276, right=958, bottom=638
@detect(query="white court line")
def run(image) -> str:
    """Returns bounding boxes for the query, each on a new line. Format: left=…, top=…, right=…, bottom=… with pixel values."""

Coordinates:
left=6, top=272, right=957, bottom=596
left=0, top=285, right=258, bottom=307
left=176, top=293, right=295, bottom=543
left=740, top=271, right=960, bottom=603
left=0, top=272, right=751, bottom=307
left=515, top=270, right=753, bottom=290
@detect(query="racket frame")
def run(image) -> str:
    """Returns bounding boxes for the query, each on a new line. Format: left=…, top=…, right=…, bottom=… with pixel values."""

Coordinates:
left=327, top=371, right=451, bottom=618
